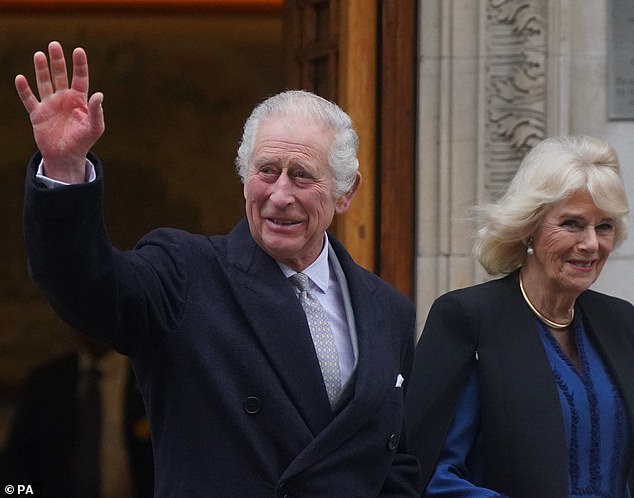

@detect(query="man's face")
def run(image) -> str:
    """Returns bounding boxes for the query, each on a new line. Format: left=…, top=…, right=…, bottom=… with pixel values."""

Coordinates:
left=243, top=116, right=358, bottom=271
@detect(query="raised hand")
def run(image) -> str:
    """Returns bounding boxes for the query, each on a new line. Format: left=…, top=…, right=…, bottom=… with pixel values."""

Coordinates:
left=15, top=41, right=105, bottom=183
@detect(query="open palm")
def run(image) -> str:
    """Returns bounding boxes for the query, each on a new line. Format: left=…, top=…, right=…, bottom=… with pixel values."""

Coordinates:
left=15, top=41, right=104, bottom=183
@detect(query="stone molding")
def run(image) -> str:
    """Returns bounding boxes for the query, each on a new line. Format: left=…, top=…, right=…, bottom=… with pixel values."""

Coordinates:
left=484, top=0, right=547, bottom=200
left=416, top=0, right=553, bottom=328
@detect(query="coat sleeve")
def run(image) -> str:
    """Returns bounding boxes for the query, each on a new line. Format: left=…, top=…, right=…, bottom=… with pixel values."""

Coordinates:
left=405, top=291, right=479, bottom=492
left=424, top=369, right=507, bottom=497
left=23, top=152, right=187, bottom=355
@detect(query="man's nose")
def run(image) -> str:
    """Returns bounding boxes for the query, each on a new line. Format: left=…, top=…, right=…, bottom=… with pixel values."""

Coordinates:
left=269, top=171, right=294, bottom=206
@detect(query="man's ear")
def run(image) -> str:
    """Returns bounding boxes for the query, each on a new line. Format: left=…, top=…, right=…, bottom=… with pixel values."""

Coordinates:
left=335, top=173, right=361, bottom=214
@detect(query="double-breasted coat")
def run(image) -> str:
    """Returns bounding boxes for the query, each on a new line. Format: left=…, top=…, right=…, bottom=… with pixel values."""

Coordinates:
left=23, top=153, right=421, bottom=497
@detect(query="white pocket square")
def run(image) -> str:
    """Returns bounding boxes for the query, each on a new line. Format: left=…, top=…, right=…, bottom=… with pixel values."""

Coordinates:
left=395, top=373, right=405, bottom=388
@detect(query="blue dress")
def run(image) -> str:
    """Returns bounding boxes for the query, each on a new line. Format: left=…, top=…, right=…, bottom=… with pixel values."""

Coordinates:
left=425, top=313, right=632, bottom=497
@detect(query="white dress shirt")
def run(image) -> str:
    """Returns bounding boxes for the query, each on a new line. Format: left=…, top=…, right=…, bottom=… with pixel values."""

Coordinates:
left=278, top=235, right=356, bottom=387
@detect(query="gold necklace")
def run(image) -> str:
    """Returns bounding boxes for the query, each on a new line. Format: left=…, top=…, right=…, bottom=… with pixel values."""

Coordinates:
left=519, top=273, right=574, bottom=330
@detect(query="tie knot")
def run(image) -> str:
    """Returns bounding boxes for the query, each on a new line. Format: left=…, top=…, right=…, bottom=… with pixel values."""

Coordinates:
left=289, top=272, right=310, bottom=292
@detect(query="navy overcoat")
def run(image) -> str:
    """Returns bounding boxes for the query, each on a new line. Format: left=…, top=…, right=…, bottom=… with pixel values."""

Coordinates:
left=24, top=153, right=421, bottom=497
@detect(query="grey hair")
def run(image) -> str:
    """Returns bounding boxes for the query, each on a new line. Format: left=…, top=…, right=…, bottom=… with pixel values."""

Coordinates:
left=235, top=90, right=359, bottom=197
left=474, top=135, right=629, bottom=275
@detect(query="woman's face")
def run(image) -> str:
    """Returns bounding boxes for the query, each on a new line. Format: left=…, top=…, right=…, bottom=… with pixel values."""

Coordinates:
left=528, top=190, right=616, bottom=296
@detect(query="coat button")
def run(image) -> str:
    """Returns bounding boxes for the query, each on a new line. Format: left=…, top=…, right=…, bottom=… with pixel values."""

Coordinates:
left=243, top=396, right=261, bottom=414
left=276, top=480, right=288, bottom=497
left=387, top=432, right=400, bottom=451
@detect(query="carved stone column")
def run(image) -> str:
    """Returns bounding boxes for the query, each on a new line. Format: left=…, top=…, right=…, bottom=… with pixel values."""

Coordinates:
left=416, top=0, right=550, bottom=328
left=483, top=0, right=547, bottom=200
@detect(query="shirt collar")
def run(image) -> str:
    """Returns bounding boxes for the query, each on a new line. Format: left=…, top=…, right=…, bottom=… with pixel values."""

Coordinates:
left=278, top=234, right=330, bottom=293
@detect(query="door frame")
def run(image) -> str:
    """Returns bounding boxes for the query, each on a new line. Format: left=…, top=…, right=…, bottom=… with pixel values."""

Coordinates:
left=339, top=0, right=416, bottom=297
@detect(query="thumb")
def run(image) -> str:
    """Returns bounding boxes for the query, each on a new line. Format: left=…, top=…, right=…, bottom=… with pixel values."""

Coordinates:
left=87, top=92, right=105, bottom=135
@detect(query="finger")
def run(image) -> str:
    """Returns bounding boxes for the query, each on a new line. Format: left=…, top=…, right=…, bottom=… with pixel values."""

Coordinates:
left=70, top=47, right=90, bottom=97
left=88, top=92, right=105, bottom=135
left=48, top=40, right=69, bottom=91
left=15, top=74, right=39, bottom=114
left=33, top=50, right=53, bottom=100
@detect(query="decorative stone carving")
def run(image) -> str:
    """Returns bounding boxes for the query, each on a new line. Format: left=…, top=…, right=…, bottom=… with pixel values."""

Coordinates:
left=485, top=0, right=547, bottom=199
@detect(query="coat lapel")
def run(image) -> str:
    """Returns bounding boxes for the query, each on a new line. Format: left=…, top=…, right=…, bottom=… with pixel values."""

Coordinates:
left=325, top=236, right=394, bottom=424
left=486, top=274, right=569, bottom=494
left=280, top=236, right=395, bottom=478
left=222, top=220, right=333, bottom=434
left=221, top=222, right=395, bottom=475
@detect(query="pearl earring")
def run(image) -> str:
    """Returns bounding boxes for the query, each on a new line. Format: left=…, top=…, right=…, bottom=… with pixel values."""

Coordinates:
left=526, top=237, right=534, bottom=255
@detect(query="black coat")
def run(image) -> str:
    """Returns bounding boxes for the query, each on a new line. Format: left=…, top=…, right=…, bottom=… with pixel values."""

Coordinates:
left=23, top=152, right=421, bottom=497
left=406, top=271, right=634, bottom=498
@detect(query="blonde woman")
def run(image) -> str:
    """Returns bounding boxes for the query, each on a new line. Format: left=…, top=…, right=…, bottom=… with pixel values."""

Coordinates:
left=407, top=136, right=634, bottom=498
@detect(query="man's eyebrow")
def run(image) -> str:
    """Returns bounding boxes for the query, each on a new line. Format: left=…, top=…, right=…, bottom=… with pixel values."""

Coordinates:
left=253, top=156, right=278, bottom=166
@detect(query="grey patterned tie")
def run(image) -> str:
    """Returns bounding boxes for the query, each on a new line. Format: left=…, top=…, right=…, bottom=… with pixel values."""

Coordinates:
left=290, top=272, right=342, bottom=406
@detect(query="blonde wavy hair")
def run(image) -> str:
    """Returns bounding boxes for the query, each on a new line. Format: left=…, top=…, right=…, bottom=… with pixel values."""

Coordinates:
left=473, top=135, right=629, bottom=275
